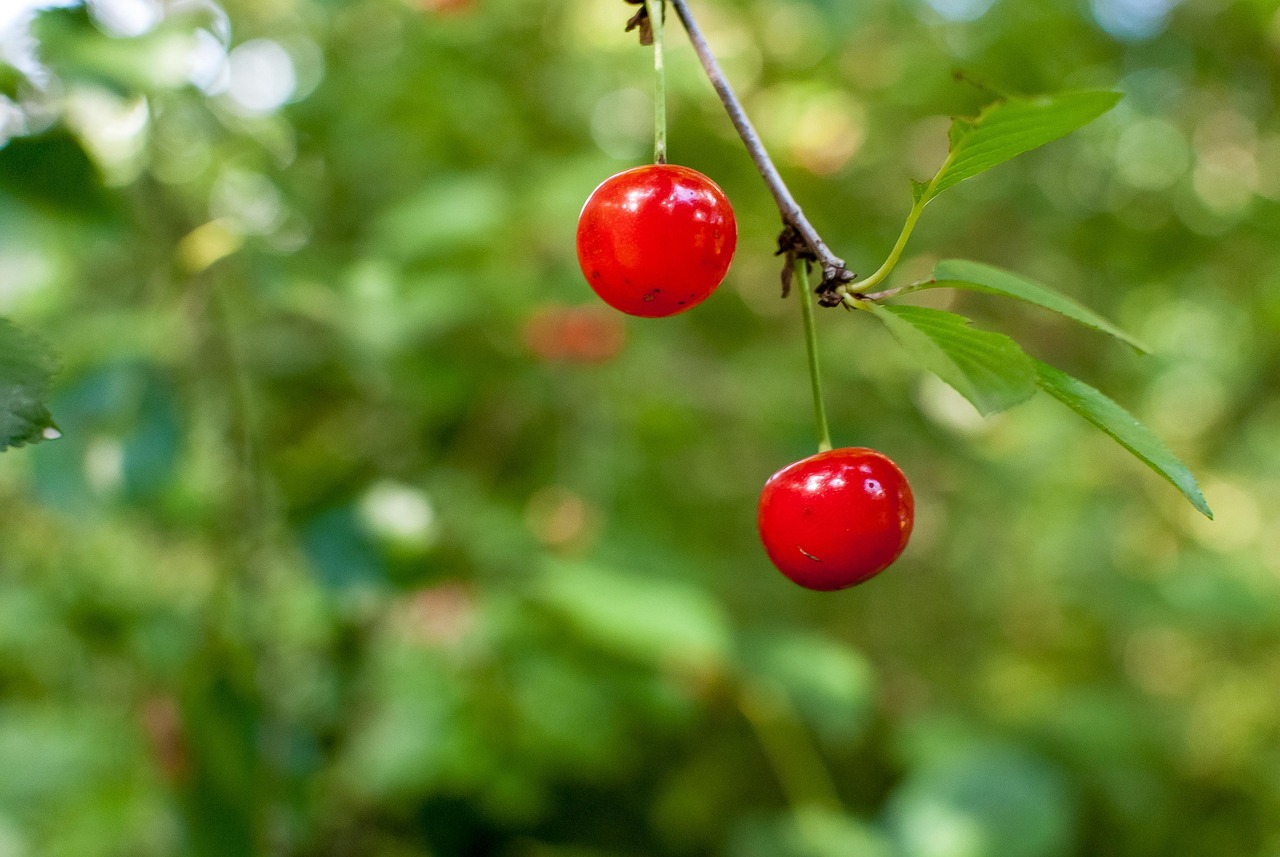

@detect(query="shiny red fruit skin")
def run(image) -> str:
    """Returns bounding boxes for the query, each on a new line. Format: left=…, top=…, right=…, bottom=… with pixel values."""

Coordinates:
left=576, top=164, right=737, bottom=318
left=758, top=447, right=913, bottom=591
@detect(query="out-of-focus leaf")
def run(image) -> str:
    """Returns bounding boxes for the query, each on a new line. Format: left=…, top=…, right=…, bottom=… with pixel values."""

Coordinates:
left=1159, top=557, right=1280, bottom=630
left=118, top=374, right=182, bottom=500
left=535, top=561, right=730, bottom=672
left=340, top=652, right=466, bottom=800
left=180, top=656, right=263, bottom=857
left=1033, top=359, right=1212, bottom=517
left=866, top=304, right=1036, bottom=415
left=506, top=655, right=625, bottom=774
left=371, top=175, right=508, bottom=262
left=740, top=632, right=875, bottom=744
left=31, top=6, right=196, bottom=94
left=925, top=259, right=1148, bottom=353
left=731, top=809, right=893, bottom=857
left=0, top=318, right=59, bottom=452
left=0, top=708, right=128, bottom=812
left=913, top=91, right=1121, bottom=205
left=30, top=362, right=184, bottom=503
left=886, top=744, right=1075, bottom=857
left=0, top=127, right=114, bottom=220
left=0, top=63, right=24, bottom=99
left=300, top=506, right=389, bottom=593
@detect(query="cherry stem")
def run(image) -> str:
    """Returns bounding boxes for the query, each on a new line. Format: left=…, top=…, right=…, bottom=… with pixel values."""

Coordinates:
left=798, top=260, right=833, bottom=453
left=666, top=0, right=851, bottom=288
left=646, top=0, right=668, bottom=164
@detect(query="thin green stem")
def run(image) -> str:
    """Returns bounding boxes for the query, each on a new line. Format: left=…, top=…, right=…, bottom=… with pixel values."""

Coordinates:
left=797, top=260, right=833, bottom=453
left=860, top=279, right=933, bottom=303
left=646, top=0, right=667, bottom=164
left=844, top=198, right=926, bottom=299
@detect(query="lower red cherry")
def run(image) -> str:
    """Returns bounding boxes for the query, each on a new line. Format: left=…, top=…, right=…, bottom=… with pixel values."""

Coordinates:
left=576, top=164, right=736, bottom=318
left=757, top=447, right=913, bottom=591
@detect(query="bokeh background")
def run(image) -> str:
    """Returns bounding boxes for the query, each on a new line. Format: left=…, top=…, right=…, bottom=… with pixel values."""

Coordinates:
left=0, top=0, right=1278, bottom=854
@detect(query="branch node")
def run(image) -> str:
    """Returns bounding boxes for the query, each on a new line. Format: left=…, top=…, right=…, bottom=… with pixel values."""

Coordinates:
left=775, top=223, right=853, bottom=302
left=816, top=288, right=846, bottom=308
left=775, top=224, right=813, bottom=298
left=817, top=265, right=855, bottom=305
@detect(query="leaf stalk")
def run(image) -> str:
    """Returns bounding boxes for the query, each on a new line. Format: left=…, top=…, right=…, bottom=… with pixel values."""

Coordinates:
left=839, top=197, right=926, bottom=303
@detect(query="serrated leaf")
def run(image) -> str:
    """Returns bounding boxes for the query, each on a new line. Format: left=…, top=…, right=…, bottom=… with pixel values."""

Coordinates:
left=867, top=304, right=1036, bottom=415
left=916, top=90, right=1121, bottom=206
left=0, top=318, right=59, bottom=451
left=1032, top=359, right=1212, bottom=518
left=924, top=259, right=1148, bottom=353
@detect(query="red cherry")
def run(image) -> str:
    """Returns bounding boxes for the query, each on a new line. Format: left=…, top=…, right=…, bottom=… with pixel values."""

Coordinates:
left=757, top=447, right=914, bottom=591
left=576, top=164, right=737, bottom=318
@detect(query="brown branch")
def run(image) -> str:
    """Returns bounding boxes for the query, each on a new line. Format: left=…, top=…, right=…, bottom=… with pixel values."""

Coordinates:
left=665, top=0, right=854, bottom=296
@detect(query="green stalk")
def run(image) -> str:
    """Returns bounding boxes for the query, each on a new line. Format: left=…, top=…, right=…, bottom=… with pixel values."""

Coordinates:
left=797, top=260, right=833, bottom=453
left=645, top=0, right=667, bottom=164
left=846, top=196, right=925, bottom=298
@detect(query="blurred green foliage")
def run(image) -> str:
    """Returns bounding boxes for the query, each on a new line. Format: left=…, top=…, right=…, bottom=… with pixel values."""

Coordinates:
left=0, top=0, right=1278, bottom=855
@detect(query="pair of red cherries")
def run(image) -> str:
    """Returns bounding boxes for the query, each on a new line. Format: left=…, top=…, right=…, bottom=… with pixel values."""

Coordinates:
left=576, top=164, right=913, bottom=590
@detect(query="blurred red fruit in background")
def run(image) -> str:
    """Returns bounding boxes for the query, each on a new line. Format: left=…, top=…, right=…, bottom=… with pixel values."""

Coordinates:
left=524, top=303, right=627, bottom=364
left=418, top=0, right=475, bottom=16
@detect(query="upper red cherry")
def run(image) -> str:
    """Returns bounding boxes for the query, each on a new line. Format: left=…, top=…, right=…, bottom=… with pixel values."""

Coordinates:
left=757, top=447, right=914, bottom=591
left=576, top=164, right=737, bottom=318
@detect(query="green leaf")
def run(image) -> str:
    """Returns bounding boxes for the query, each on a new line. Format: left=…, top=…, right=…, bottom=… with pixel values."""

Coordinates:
left=1032, top=359, right=1212, bottom=518
left=917, top=90, right=1121, bottom=206
left=0, top=318, right=60, bottom=451
left=867, top=304, right=1036, bottom=416
left=925, top=259, right=1149, bottom=353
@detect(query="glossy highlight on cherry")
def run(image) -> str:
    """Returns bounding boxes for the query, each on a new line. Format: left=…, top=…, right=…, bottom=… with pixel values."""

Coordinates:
left=757, top=447, right=914, bottom=591
left=576, top=164, right=737, bottom=318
